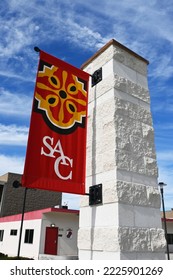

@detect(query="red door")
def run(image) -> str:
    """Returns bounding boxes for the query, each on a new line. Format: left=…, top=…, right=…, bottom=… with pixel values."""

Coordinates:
left=44, top=227, right=58, bottom=255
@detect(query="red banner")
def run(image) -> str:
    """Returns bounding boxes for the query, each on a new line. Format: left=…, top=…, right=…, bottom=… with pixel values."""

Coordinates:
left=22, top=50, right=89, bottom=195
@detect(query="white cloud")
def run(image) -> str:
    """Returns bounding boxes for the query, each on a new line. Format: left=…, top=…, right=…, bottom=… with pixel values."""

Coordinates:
left=0, top=88, right=32, bottom=116
left=0, top=154, right=24, bottom=176
left=0, top=123, right=28, bottom=146
left=150, top=54, right=173, bottom=79
left=153, top=102, right=173, bottom=113
left=70, top=0, right=173, bottom=45
left=64, top=19, right=109, bottom=50
left=155, top=123, right=173, bottom=131
left=1, top=0, right=173, bottom=74
left=157, top=151, right=173, bottom=162
left=0, top=3, right=40, bottom=58
left=0, top=69, right=35, bottom=82
left=2, top=1, right=173, bottom=51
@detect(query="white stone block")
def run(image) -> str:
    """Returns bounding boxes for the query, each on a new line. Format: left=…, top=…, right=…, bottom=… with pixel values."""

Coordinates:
left=127, top=81, right=150, bottom=103
left=79, top=203, right=119, bottom=228
left=146, top=186, right=161, bottom=208
left=102, top=122, right=116, bottom=139
left=86, top=156, right=92, bottom=177
left=78, top=228, right=91, bottom=250
left=129, top=135, right=144, bottom=155
left=134, top=206, right=162, bottom=228
left=121, top=252, right=166, bottom=260
left=114, top=74, right=127, bottom=93
left=103, top=59, right=114, bottom=78
left=120, top=252, right=137, bottom=259
left=150, top=228, right=166, bottom=252
left=138, top=107, right=153, bottom=125
left=116, top=181, right=148, bottom=206
left=115, top=150, right=131, bottom=171
left=95, top=154, right=103, bottom=174
left=103, top=150, right=116, bottom=171
left=79, top=207, right=92, bottom=228
left=86, top=169, right=117, bottom=187
left=78, top=227, right=120, bottom=252
left=91, top=45, right=114, bottom=71
left=80, top=195, right=89, bottom=208
left=113, top=60, right=137, bottom=84
left=96, top=94, right=115, bottom=123
left=113, top=45, right=147, bottom=75
left=137, top=72, right=148, bottom=89
left=91, top=251, right=120, bottom=260
left=144, top=157, right=158, bottom=177
left=103, top=181, right=118, bottom=204
left=116, top=169, right=158, bottom=187
left=130, top=153, right=146, bottom=174
left=119, top=227, right=151, bottom=252
left=115, top=97, right=139, bottom=119
left=92, top=227, right=119, bottom=251
left=115, top=114, right=143, bottom=141
left=142, top=123, right=154, bottom=139
left=118, top=204, right=135, bottom=227
left=116, top=149, right=146, bottom=174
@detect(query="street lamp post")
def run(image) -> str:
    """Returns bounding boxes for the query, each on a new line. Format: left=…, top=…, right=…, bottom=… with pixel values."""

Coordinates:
left=13, top=180, right=27, bottom=258
left=158, top=182, right=170, bottom=260
left=17, top=187, right=27, bottom=258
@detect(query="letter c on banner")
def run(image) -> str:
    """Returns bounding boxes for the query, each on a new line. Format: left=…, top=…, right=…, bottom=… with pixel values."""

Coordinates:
left=54, top=156, right=73, bottom=180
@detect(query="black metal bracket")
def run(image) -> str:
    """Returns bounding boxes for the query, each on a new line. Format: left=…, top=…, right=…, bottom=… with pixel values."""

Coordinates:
left=91, top=68, right=102, bottom=87
left=89, top=183, right=102, bottom=206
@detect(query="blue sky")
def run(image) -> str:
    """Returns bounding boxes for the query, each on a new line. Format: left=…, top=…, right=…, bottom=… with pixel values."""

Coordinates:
left=0, top=0, right=173, bottom=210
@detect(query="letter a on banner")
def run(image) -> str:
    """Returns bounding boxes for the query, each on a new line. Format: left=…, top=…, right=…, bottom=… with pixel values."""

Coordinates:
left=22, top=50, right=89, bottom=195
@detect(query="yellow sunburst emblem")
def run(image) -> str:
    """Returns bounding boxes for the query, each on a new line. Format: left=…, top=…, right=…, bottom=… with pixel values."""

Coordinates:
left=35, top=63, right=87, bottom=134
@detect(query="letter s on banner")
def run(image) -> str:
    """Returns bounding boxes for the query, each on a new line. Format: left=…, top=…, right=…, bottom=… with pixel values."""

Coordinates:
left=21, top=50, right=89, bottom=195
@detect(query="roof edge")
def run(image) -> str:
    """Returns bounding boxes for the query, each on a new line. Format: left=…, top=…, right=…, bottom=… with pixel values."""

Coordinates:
left=81, top=39, right=149, bottom=69
left=0, top=207, right=79, bottom=222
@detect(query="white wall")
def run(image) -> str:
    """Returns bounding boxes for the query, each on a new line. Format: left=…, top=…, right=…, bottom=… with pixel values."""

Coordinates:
left=0, top=220, right=19, bottom=257
left=0, top=219, right=42, bottom=259
left=20, top=219, right=42, bottom=259
left=39, top=212, right=79, bottom=256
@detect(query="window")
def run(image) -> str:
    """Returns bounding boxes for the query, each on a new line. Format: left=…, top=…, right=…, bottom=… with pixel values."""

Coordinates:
left=167, top=234, right=173, bottom=245
left=10, top=229, right=17, bottom=236
left=0, top=230, right=4, bottom=241
left=24, top=229, right=34, bottom=244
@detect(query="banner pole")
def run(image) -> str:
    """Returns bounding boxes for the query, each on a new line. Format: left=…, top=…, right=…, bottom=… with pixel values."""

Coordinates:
left=34, top=46, right=40, bottom=53
left=17, top=187, right=27, bottom=258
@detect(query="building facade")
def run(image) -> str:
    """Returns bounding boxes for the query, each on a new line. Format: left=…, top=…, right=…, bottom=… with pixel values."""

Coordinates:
left=0, top=172, right=62, bottom=217
left=0, top=207, right=172, bottom=259
left=161, top=209, right=173, bottom=257
left=0, top=207, right=79, bottom=259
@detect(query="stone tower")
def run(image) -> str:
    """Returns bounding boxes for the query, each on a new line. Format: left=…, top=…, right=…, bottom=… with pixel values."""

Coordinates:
left=78, top=39, right=166, bottom=260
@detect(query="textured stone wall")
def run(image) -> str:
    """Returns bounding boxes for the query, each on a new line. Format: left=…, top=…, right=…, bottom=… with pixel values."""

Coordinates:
left=78, top=40, right=166, bottom=260
left=0, top=172, right=62, bottom=217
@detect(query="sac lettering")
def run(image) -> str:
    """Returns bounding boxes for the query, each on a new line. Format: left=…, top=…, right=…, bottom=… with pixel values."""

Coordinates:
left=41, top=136, right=73, bottom=180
